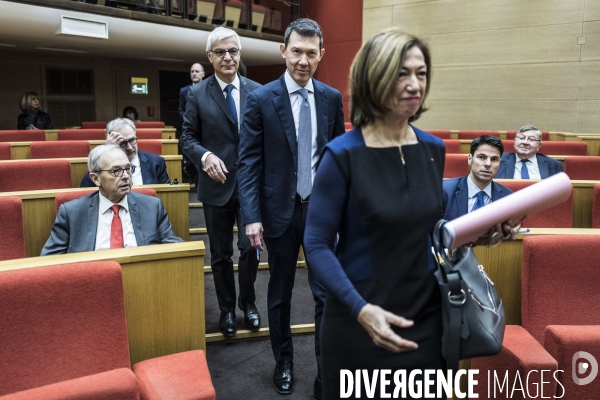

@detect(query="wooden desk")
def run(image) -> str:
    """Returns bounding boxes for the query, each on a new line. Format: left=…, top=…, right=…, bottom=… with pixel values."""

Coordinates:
left=0, top=184, right=190, bottom=257
left=45, top=128, right=178, bottom=142
left=10, top=139, right=179, bottom=160
left=474, top=228, right=600, bottom=326
left=0, top=241, right=206, bottom=365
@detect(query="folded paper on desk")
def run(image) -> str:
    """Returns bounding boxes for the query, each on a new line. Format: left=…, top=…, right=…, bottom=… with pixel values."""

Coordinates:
left=443, top=172, right=572, bottom=248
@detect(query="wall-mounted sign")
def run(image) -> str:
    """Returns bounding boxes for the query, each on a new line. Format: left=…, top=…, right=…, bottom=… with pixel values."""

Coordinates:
left=131, top=77, right=148, bottom=94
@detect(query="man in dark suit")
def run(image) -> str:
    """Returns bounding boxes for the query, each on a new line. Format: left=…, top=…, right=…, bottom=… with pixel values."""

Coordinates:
left=496, top=124, right=563, bottom=179
left=443, top=135, right=512, bottom=220
left=42, top=145, right=182, bottom=255
left=237, top=18, right=345, bottom=398
left=80, top=118, right=170, bottom=187
left=181, top=27, right=262, bottom=338
left=179, top=63, right=205, bottom=119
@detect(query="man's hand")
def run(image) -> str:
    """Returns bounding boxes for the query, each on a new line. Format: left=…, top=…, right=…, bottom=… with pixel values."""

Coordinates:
left=357, top=304, right=418, bottom=353
left=106, top=131, right=124, bottom=146
left=245, top=222, right=264, bottom=251
left=205, top=154, right=228, bottom=184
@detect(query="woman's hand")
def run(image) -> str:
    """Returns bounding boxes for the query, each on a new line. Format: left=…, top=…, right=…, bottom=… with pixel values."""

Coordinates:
left=357, top=303, right=418, bottom=353
left=471, top=217, right=524, bottom=247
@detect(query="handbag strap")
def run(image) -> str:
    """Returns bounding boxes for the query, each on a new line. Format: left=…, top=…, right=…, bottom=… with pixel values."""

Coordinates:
left=432, top=219, right=465, bottom=373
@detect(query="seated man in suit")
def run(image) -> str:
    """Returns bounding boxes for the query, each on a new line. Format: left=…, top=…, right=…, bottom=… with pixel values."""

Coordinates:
left=42, top=145, right=182, bottom=255
left=443, top=135, right=513, bottom=220
left=495, top=124, right=563, bottom=179
left=80, top=117, right=170, bottom=186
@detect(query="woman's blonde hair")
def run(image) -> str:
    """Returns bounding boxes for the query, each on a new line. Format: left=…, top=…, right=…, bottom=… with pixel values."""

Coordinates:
left=349, top=28, right=432, bottom=126
left=19, top=91, right=39, bottom=113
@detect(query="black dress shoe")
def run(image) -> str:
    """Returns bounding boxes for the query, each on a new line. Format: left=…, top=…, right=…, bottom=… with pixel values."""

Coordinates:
left=218, top=311, right=236, bottom=337
left=238, top=298, right=261, bottom=331
left=273, top=361, right=294, bottom=394
left=313, top=375, right=322, bottom=400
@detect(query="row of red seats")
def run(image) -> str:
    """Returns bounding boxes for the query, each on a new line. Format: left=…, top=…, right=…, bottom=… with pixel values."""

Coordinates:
left=442, top=139, right=588, bottom=156
left=81, top=121, right=165, bottom=129
left=445, top=154, right=600, bottom=180
left=428, top=129, right=552, bottom=141
left=0, top=129, right=162, bottom=142
left=0, top=140, right=162, bottom=161
left=472, top=234, right=600, bottom=399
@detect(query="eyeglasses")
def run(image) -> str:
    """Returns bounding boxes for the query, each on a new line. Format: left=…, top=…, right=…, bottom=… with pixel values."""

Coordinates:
left=119, top=138, right=138, bottom=148
left=515, top=135, right=541, bottom=143
left=97, top=165, right=136, bottom=177
left=210, top=47, right=239, bottom=58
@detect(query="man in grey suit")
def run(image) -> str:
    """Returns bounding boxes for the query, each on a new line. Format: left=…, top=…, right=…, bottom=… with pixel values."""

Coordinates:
left=181, top=27, right=262, bottom=338
left=41, top=145, right=182, bottom=255
left=496, top=124, right=563, bottom=179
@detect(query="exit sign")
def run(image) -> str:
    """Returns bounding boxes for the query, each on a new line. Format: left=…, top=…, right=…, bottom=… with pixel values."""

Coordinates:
left=131, top=77, right=148, bottom=94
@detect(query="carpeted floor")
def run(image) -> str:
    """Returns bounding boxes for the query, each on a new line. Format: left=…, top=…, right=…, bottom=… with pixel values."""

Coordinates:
left=189, top=190, right=320, bottom=399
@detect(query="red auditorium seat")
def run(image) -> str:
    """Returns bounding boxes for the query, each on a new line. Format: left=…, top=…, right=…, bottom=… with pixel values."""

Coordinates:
left=443, top=154, right=469, bottom=178
left=0, top=196, right=26, bottom=261
left=344, top=122, right=352, bottom=130
left=0, top=159, right=72, bottom=192
left=498, top=180, right=573, bottom=227
left=442, top=140, right=461, bottom=154
left=55, top=188, right=157, bottom=215
left=457, top=130, right=500, bottom=139
left=81, top=121, right=108, bottom=129
left=472, top=235, right=600, bottom=399
left=0, top=130, right=46, bottom=142
left=0, top=261, right=216, bottom=399
left=137, top=140, right=162, bottom=155
left=593, top=184, right=600, bottom=229
left=427, top=130, right=452, bottom=139
left=563, top=156, right=600, bottom=180
left=136, top=129, right=162, bottom=139
left=135, top=121, right=165, bottom=129
left=58, top=129, right=105, bottom=141
left=506, top=130, right=550, bottom=141
left=503, top=140, right=587, bottom=156
left=30, top=141, right=91, bottom=159
left=0, top=143, right=11, bottom=160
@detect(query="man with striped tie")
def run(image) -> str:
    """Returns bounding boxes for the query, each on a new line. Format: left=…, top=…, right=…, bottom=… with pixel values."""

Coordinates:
left=443, top=135, right=512, bottom=220
left=181, top=27, right=262, bottom=339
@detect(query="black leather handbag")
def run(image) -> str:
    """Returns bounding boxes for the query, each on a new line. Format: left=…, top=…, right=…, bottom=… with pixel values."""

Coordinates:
left=432, top=220, right=506, bottom=371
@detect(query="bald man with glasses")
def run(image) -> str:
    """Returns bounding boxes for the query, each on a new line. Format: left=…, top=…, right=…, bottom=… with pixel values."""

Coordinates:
left=42, top=145, right=182, bottom=255
left=496, top=124, right=563, bottom=179
left=80, top=117, right=170, bottom=187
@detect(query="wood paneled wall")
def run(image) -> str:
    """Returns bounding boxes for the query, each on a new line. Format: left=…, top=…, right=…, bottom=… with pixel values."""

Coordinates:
left=363, top=0, right=600, bottom=133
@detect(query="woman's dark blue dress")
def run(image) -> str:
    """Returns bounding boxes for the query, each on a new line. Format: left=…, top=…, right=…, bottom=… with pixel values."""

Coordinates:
left=304, top=126, right=447, bottom=399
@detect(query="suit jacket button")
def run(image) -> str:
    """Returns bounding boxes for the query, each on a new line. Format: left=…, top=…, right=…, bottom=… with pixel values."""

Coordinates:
left=291, top=195, right=295, bottom=201
left=234, top=162, right=238, bottom=167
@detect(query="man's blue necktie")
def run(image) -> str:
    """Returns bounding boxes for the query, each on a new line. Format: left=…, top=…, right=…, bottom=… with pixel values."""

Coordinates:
left=520, top=159, right=530, bottom=179
left=472, top=191, right=486, bottom=212
left=224, top=84, right=237, bottom=128
left=297, top=88, right=312, bottom=200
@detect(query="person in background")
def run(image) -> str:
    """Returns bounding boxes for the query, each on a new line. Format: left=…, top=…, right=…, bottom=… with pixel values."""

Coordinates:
left=42, top=145, right=182, bottom=255
left=303, top=28, right=521, bottom=399
left=179, top=63, right=205, bottom=119
left=495, top=124, right=563, bottom=179
left=80, top=117, right=169, bottom=187
left=181, top=27, right=262, bottom=339
left=17, top=91, right=53, bottom=130
left=442, top=135, right=513, bottom=220
left=237, top=18, right=345, bottom=398
left=122, top=106, right=139, bottom=122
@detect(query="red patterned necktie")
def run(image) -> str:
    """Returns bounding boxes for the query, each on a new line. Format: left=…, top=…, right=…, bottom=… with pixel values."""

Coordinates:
left=110, top=204, right=124, bottom=249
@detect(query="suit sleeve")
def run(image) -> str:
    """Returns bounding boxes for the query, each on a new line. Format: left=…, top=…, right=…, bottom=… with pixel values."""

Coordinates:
left=178, top=87, right=186, bottom=119
left=156, top=200, right=184, bottom=244
left=41, top=204, right=70, bottom=255
left=237, top=90, right=264, bottom=226
left=80, top=172, right=95, bottom=187
left=180, top=87, right=210, bottom=170
left=157, top=158, right=170, bottom=184
left=332, top=91, right=345, bottom=138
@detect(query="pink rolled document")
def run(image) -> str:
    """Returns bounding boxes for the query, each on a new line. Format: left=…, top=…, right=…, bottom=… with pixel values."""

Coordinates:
left=443, top=172, right=573, bottom=248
